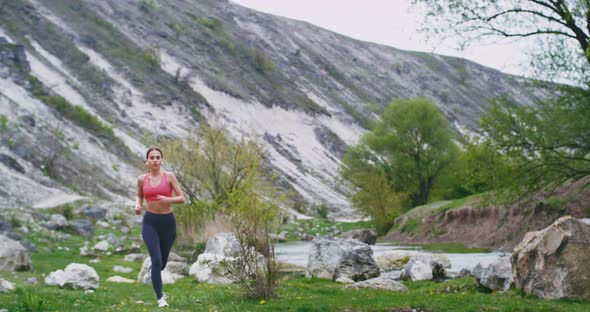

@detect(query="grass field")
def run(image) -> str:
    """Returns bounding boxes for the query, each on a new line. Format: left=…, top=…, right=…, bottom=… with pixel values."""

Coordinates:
left=1, top=218, right=589, bottom=311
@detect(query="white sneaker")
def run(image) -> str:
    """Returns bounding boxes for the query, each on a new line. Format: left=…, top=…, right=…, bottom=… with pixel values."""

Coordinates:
left=157, top=295, right=169, bottom=308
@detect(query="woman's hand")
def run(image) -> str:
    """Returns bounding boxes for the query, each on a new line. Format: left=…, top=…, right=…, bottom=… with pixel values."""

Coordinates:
left=134, top=205, right=142, bottom=215
left=156, top=195, right=171, bottom=203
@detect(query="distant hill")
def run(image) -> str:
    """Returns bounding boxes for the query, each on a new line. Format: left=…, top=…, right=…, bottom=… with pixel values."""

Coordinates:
left=0, top=0, right=549, bottom=216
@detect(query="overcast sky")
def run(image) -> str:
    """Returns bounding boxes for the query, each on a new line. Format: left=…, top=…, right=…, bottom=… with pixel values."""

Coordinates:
left=231, top=0, right=534, bottom=78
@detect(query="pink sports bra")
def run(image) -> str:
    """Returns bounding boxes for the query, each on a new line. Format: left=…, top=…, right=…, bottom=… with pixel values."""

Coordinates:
left=143, top=172, right=172, bottom=202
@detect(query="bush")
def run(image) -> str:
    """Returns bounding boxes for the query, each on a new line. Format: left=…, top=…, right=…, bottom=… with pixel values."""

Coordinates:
left=138, top=0, right=160, bottom=13
left=220, top=158, right=284, bottom=299
left=39, top=95, right=115, bottom=139
left=142, top=46, right=161, bottom=71
left=250, top=48, right=276, bottom=74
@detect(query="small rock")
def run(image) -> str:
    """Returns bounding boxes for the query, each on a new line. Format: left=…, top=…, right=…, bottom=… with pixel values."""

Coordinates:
left=0, top=278, right=15, bottom=292
left=24, top=277, right=38, bottom=285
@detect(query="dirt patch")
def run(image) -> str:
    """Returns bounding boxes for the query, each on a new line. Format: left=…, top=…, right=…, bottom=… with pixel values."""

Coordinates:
left=385, top=178, right=590, bottom=251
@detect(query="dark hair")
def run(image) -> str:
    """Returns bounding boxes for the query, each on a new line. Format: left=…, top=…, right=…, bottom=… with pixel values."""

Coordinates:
left=146, top=146, right=163, bottom=159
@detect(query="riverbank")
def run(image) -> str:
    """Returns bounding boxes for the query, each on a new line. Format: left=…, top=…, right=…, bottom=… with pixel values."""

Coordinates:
left=385, top=178, right=590, bottom=251
left=275, top=241, right=507, bottom=275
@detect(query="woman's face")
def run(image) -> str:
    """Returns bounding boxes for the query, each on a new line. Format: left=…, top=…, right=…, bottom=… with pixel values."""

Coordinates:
left=146, top=150, right=162, bottom=171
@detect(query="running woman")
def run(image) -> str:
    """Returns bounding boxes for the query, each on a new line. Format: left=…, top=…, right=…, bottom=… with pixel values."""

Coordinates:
left=134, top=146, right=185, bottom=308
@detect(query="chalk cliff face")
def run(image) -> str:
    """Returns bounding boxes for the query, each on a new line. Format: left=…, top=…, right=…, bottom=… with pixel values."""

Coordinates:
left=0, top=0, right=547, bottom=216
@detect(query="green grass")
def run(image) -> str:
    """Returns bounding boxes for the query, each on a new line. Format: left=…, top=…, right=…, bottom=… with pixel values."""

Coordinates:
left=438, top=194, right=482, bottom=214
left=1, top=213, right=590, bottom=311
left=2, top=266, right=589, bottom=311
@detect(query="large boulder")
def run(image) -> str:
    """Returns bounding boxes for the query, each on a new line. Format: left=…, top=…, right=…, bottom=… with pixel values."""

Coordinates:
left=45, top=263, right=99, bottom=290
left=137, top=258, right=186, bottom=285
left=69, top=219, right=95, bottom=237
left=511, top=216, right=590, bottom=300
left=0, top=234, right=33, bottom=271
left=0, top=221, right=13, bottom=234
left=400, top=257, right=447, bottom=282
left=45, top=214, right=67, bottom=230
left=203, top=232, right=241, bottom=255
left=340, top=229, right=377, bottom=245
left=189, top=232, right=241, bottom=284
left=306, top=236, right=380, bottom=282
left=189, top=253, right=235, bottom=284
left=78, top=205, right=107, bottom=220
left=472, top=255, right=512, bottom=291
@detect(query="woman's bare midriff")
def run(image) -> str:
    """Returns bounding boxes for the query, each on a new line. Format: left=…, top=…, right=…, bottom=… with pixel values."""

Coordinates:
left=146, top=202, right=173, bottom=214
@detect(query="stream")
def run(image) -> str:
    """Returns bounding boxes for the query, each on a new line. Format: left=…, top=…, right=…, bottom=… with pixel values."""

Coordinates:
left=276, top=241, right=508, bottom=274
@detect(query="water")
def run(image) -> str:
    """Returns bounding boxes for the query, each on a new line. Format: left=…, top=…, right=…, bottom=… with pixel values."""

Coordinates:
left=275, top=241, right=508, bottom=274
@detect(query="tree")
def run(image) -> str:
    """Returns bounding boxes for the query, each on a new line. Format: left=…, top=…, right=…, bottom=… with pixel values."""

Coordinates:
left=161, top=124, right=262, bottom=207
left=160, top=124, right=267, bottom=245
left=481, top=89, right=590, bottom=190
left=163, top=124, right=284, bottom=299
left=449, top=136, right=514, bottom=198
left=343, top=98, right=458, bottom=211
left=413, top=0, right=590, bottom=192
left=341, top=145, right=404, bottom=234
left=412, top=0, right=590, bottom=84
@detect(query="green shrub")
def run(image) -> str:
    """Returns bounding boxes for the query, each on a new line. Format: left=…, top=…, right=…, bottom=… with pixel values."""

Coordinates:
left=138, top=0, right=160, bottom=13
left=314, top=201, right=329, bottom=219
left=57, top=204, right=76, bottom=220
left=28, top=76, right=46, bottom=97
left=251, top=48, right=276, bottom=74
left=9, top=215, right=22, bottom=228
left=39, top=95, right=115, bottom=139
left=193, top=16, right=223, bottom=33
left=142, top=46, right=161, bottom=71
left=0, top=114, right=8, bottom=133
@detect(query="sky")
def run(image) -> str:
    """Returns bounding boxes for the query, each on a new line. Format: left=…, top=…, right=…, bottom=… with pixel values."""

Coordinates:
left=231, top=0, right=534, bottom=78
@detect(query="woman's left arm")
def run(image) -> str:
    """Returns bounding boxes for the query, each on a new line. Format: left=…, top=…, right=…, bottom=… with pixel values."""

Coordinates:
left=167, top=172, right=185, bottom=204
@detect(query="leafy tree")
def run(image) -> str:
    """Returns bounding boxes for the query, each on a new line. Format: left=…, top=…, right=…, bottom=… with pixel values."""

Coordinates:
left=481, top=89, right=590, bottom=190
left=342, top=97, right=458, bottom=221
left=161, top=124, right=267, bottom=245
left=161, top=124, right=262, bottom=207
left=413, top=0, right=590, bottom=192
left=341, top=145, right=404, bottom=234
left=367, top=98, right=458, bottom=207
left=412, top=0, right=590, bottom=84
left=449, top=137, right=514, bottom=198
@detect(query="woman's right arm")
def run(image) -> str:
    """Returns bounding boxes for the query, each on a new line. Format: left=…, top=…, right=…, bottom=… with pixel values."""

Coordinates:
left=135, top=175, right=144, bottom=215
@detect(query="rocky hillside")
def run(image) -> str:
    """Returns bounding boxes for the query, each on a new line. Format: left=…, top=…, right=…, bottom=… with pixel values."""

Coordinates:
left=0, top=0, right=549, bottom=216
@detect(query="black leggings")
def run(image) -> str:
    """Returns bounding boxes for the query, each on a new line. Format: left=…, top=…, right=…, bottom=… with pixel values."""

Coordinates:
left=142, top=211, right=176, bottom=300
